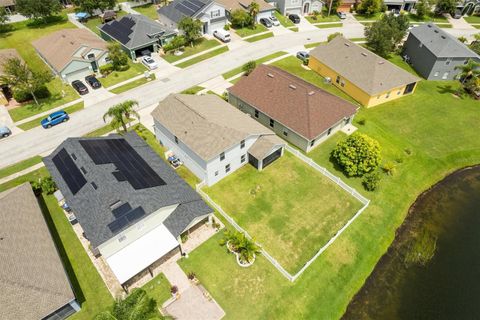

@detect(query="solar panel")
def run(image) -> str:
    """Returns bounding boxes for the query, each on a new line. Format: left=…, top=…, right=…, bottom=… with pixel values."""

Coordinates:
left=108, top=206, right=146, bottom=233
left=126, top=207, right=146, bottom=222
left=101, top=18, right=134, bottom=45
left=52, top=148, right=87, bottom=195
left=108, top=217, right=129, bottom=233
left=112, top=203, right=132, bottom=218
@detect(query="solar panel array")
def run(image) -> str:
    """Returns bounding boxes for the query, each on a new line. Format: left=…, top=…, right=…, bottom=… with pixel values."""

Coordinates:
left=52, top=148, right=87, bottom=195
left=101, top=18, right=135, bottom=45
left=175, top=0, right=206, bottom=16
left=79, top=139, right=166, bottom=189
left=108, top=206, right=146, bottom=233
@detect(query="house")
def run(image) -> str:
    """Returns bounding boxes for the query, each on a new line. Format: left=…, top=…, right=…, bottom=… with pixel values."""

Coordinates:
left=151, top=94, right=285, bottom=186
left=0, top=183, right=79, bottom=320
left=309, top=36, right=420, bottom=107
left=0, top=48, right=22, bottom=104
left=43, top=132, right=213, bottom=286
left=32, top=29, right=109, bottom=83
left=270, top=0, right=323, bottom=16
left=215, top=0, right=276, bottom=22
left=383, top=0, right=416, bottom=12
left=403, top=23, right=480, bottom=80
left=337, top=0, right=358, bottom=12
left=0, top=0, right=16, bottom=13
left=158, top=0, right=228, bottom=35
left=99, top=14, right=177, bottom=59
left=228, top=64, right=358, bottom=152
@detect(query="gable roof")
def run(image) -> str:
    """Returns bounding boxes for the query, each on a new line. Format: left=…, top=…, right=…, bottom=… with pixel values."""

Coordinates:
left=32, top=29, right=108, bottom=72
left=309, top=36, right=420, bottom=95
left=0, top=183, right=76, bottom=319
left=43, top=132, right=212, bottom=248
left=228, top=64, right=358, bottom=140
left=409, top=23, right=480, bottom=59
left=151, top=94, right=284, bottom=161
left=214, top=0, right=274, bottom=12
left=0, top=48, right=22, bottom=76
left=100, top=14, right=177, bottom=49
left=158, top=0, right=213, bottom=24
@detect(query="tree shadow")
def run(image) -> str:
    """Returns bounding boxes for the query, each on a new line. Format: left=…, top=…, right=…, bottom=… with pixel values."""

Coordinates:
left=26, top=15, right=67, bottom=29
left=436, top=84, right=466, bottom=99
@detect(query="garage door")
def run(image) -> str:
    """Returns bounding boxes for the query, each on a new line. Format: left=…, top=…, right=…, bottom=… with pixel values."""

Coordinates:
left=286, top=8, right=302, bottom=15
left=65, top=67, right=92, bottom=83
left=209, top=20, right=226, bottom=34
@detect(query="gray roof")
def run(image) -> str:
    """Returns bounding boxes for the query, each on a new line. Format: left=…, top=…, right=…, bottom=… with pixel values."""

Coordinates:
left=43, top=132, right=212, bottom=248
left=409, top=23, right=480, bottom=58
left=309, top=36, right=420, bottom=95
left=0, top=183, right=76, bottom=320
left=99, top=14, right=177, bottom=49
left=158, top=0, right=212, bottom=24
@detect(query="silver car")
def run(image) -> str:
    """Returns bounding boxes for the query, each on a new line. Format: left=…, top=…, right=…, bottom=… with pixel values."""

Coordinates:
left=0, top=126, right=11, bottom=138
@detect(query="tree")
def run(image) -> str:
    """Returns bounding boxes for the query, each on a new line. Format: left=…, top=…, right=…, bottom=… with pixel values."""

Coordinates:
left=0, top=58, right=52, bottom=105
left=365, top=14, right=409, bottom=57
left=455, top=59, right=480, bottom=85
left=248, top=1, right=260, bottom=27
left=178, top=17, right=202, bottom=47
left=435, top=0, right=455, bottom=15
left=457, top=36, right=467, bottom=43
left=328, top=32, right=343, bottom=42
left=163, top=35, right=186, bottom=53
left=469, top=34, right=480, bottom=55
left=103, top=100, right=140, bottom=132
left=95, top=289, right=161, bottom=320
left=230, top=9, right=252, bottom=28
left=331, top=133, right=382, bottom=177
left=72, top=0, right=116, bottom=15
left=327, top=0, right=341, bottom=16
left=357, top=0, right=382, bottom=16
left=242, top=60, right=256, bottom=75
left=0, top=8, right=9, bottom=28
left=107, top=43, right=128, bottom=71
left=15, top=0, right=62, bottom=21
left=236, top=233, right=261, bottom=264
left=415, top=0, right=430, bottom=19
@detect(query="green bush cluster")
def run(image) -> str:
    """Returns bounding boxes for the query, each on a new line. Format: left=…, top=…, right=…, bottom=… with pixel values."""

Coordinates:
left=31, top=176, right=57, bottom=196
left=362, top=171, right=381, bottom=191
left=13, top=85, right=50, bottom=103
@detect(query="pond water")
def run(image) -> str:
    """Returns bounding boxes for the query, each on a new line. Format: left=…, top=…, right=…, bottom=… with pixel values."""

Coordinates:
left=343, top=166, right=480, bottom=320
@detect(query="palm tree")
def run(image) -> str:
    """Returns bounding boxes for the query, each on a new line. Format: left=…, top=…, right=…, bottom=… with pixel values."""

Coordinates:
left=236, top=233, right=261, bottom=263
left=220, top=229, right=242, bottom=251
left=95, top=288, right=161, bottom=320
left=103, top=100, right=140, bottom=133
left=455, top=59, right=480, bottom=85
left=248, top=1, right=260, bottom=28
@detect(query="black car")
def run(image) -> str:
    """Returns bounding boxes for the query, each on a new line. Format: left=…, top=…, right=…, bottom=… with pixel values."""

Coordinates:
left=85, top=75, right=101, bottom=89
left=289, top=14, right=300, bottom=24
left=71, top=80, right=89, bottom=95
left=260, top=17, right=273, bottom=28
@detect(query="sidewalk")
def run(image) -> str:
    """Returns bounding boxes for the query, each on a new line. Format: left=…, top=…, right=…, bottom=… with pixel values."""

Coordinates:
left=13, top=98, right=83, bottom=126
left=446, top=14, right=476, bottom=29
left=0, top=162, right=44, bottom=185
left=171, top=44, right=229, bottom=66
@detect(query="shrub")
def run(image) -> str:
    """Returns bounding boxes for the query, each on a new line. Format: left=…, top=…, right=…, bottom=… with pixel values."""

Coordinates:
left=231, top=9, right=252, bottom=28
left=331, top=133, right=382, bottom=177
left=224, top=23, right=230, bottom=30
left=362, top=171, right=381, bottom=191
left=170, top=285, right=178, bottom=294
left=382, top=161, right=397, bottom=175
left=242, top=60, right=256, bottom=75
left=357, top=118, right=366, bottom=126
left=187, top=272, right=196, bottom=280
left=13, top=86, right=50, bottom=102
left=30, top=176, right=57, bottom=196
left=99, top=63, right=114, bottom=77
left=163, top=35, right=186, bottom=53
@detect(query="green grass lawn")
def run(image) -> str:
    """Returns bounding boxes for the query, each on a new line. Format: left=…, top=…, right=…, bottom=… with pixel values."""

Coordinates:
left=289, top=26, right=299, bottom=32
left=271, top=56, right=359, bottom=105
left=353, top=12, right=384, bottom=21
left=222, top=51, right=288, bottom=79
left=464, top=15, right=480, bottom=23
left=304, top=41, right=325, bottom=49
left=109, top=74, right=156, bottom=94
left=204, top=152, right=363, bottom=274
left=17, top=101, right=84, bottom=131
left=181, top=85, right=205, bottom=94
left=245, top=32, right=274, bottom=43
left=176, top=46, right=229, bottom=68
left=99, top=61, right=148, bottom=88
left=407, top=12, right=448, bottom=22
left=0, top=155, right=42, bottom=179
left=174, top=57, right=480, bottom=319
left=305, top=14, right=341, bottom=23
left=232, top=23, right=268, bottom=37
left=274, top=11, right=294, bottom=27
left=84, top=10, right=128, bottom=36
left=142, top=273, right=172, bottom=306
left=162, top=39, right=222, bottom=63
left=132, top=3, right=159, bottom=20
left=474, top=24, right=480, bottom=29
left=316, top=22, right=343, bottom=28
left=436, top=23, right=452, bottom=28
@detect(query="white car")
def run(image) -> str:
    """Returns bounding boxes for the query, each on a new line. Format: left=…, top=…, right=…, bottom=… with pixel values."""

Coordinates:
left=141, top=56, right=158, bottom=70
left=269, top=16, right=280, bottom=26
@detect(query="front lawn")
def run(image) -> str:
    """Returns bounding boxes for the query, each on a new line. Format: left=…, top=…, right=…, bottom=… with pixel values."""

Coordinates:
left=305, top=13, right=341, bottom=23
left=316, top=22, right=343, bottom=28
left=132, top=3, right=160, bottom=20
left=222, top=51, right=288, bottom=79
left=232, top=23, right=268, bottom=37
left=464, top=15, right=480, bottom=23
left=353, top=12, right=384, bottom=21
left=407, top=12, right=448, bottom=22
left=162, top=39, right=222, bottom=63
left=99, top=61, right=148, bottom=88
left=84, top=10, right=128, bottom=36
left=109, top=74, right=156, bottom=94
left=436, top=23, right=452, bottom=28
left=0, top=155, right=42, bottom=180
left=245, top=32, right=274, bottom=42
left=274, top=11, right=294, bottom=27
left=176, top=46, right=229, bottom=68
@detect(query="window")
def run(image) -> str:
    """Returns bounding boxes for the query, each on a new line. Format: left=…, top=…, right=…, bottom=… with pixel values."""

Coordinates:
left=335, top=75, right=340, bottom=84
left=215, top=171, right=219, bottom=176
left=310, top=139, right=315, bottom=147
left=254, top=110, right=259, bottom=118
left=445, top=58, right=452, bottom=65
left=211, top=9, right=221, bottom=17
left=340, top=80, right=345, bottom=87
left=174, top=136, right=178, bottom=144
left=269, top=119, right=274, bottom=128
left=442, top=72, right=449, bottom=79
left=385, top=91, right=390, bottom=98
left=397, top=90, right=401, bottom=95
left=291, top=0, right=299, bottom=4
left=434, top=71, right=439, bottom=77
left=327, top=128, right=332, bottom=135
left=80, top=167, right=87, bottom=174
left=220, top=152, right=225, bottom=161
left=283, top=131, right=288, bottom=137
left=240, top=140, right=245, bottom=149
left=225, top=164, right=231, bottom=173
left=241, top=154, right=246, bottom=163
left=91, top=182, right=98, bottom=190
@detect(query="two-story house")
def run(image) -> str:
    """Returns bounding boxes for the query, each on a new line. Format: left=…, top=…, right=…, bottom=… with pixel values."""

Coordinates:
left=269, top=0, right=323, bottom=16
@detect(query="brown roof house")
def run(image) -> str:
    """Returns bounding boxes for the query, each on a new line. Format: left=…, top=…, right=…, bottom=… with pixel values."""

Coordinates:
left=0, top=48, right=22, bottom=104
left=215, top=0, right=276, bottom=22
left=228, top=64, right=358, bottom=153
left=32, top=29, right=109, bottom=83
left=0, top=183, right=79, bottom=320
left=151, top=94, right=285, bottom=186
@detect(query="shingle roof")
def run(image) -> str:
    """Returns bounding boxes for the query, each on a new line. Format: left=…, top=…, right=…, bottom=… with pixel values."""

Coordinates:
left=409, top=23, right=480, bottom=58
left=43, top=132, right=212, bottom=248
left=215, top=0, right=274, bottom=12
left=228, top=64, right=359, bottom=140
left=0, top=183, right=76, bottom=320
left=309, top=36, right=420, bottom=96
left=0, top=48, right=22, bottom=76
left=0, top=0, right=15, bottom=7
left=100, top=14, right=177, bottom=49
left=32, top=29, right=108, bottom=72
left=151, top=94, right=284, bottom=161
left=158, top=0, right=213, bottom=24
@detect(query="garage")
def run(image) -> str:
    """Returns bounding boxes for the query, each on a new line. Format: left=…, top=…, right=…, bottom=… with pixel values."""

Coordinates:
left=134, top=44, right=155, bottom=58
left=64, top=67, right=92, bottom=83
left=208, top=17, right=227, bottom=34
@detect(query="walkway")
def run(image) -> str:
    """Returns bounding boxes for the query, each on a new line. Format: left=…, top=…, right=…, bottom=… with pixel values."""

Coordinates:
left=446, top=14, right=476, bottom=29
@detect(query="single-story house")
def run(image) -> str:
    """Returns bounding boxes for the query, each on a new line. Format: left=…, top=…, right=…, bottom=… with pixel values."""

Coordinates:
left=403, top=23, right=480, bottom=80
left=0, top=183, right=79, bottom=320
left=268, top=0, right=323, bottom=16
left=215, top=0, right=276, bottom=22
left=99, top=14, right=177, bottom=59
left=309, top=36, right=420, bottom=107
left=0, top=48, right=22, bottom=104
left=32, top=29, right=109, bottom=83
left=151, top=94, right=285, bottom=186
left=158, top=0, right=228, bottom=34
left=228, top=64, right=358, bottom=152
left=43, top=132, right=213, bottom=286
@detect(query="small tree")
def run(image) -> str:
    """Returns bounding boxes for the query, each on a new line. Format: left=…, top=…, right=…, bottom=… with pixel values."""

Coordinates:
left=178, top=17, right=203, bottom=47
left=103, top=100, right=140, bottom=132
left=107, top=43, right=128, bottom=71
left=331, top=133, right=382, bottom=177
left=365, top=14, right=409, bottom=57
left=357, top=0, right=382, bottom=16
left=328, top=32, right=343, bottom=42
left=72, top=0, right=116, bottom=15
left=95, top=289, right=159, bottom=320
left=236, top=233, right=261, bottom=264
left=242, top=60, right=256, bottom=75
left=362, top=171, right=381, bottom=191
left=435, top=0, right=456, bottom=15
left=415, top=0, right=430, bottom=18
left=163, top=35, right=186, bottom=53
left=15, top=0, right=62, bottom=21
left=248, top=1, right=260, bottom=27
left=231, top=9, right=252, bottom=28
left=457, top=36, right=467, bottom=43
left=455, top=59, right=480, bottom=96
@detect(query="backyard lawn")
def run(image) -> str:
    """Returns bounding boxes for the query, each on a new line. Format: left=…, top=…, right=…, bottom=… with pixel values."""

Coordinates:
left=132, top=3, right=160, bottom=20
left=204, top=152, right=363, bottom=274
left=162, top=39, right=222, bottom=63
left=232, top=23, right=268, bottom=37
left=142, top=273, right=172, bottom=306
left=99, top=61, right=148, bottom=88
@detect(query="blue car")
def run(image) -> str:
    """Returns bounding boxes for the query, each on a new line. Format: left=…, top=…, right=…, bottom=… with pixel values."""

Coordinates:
left=41, top=110, right=69, bottom=129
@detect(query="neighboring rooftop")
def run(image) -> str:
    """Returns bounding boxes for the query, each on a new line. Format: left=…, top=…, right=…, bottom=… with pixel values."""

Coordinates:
left=309, top=36, right=420, bottom=95
left=158, top=0, right=213, bottom=24
left=0, top=183, right=76, bottom=320
left=409, top=23, right=480, bottom=58
left=32, top=29, right=108, bottom=72
left=228, top=64, right=358, bottom=140
left=43, top=132, right=212, bottom=248
left=151, top=94, right=284, bottom=161
left=0, top=0, right=15, bottom=7
left=100, top=14, right=176, bottom=49
left=215, top=0, right=274, bottom=12
left=0, top=48, right=22, bottom=75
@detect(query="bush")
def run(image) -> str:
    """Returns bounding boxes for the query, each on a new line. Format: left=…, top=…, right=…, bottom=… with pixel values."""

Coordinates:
left=99, top=63, right=114, bottom=77
left=363, top=171, right=381, bottom=191
left=231, top=9, right=252, bottom=28
left=13, top=86, right=50, bottom=102
left=357, top=118, right=366, bottom=126
left=331, top=133, right=382, bottom=177
left=242, top=60, right=256, bottom=76
left=163, top=35, right=186, bottom=53
left=30, top=176, right=57, bottom=196
left=224, top=23, right=230, bottom=30
left=382, top=161, right=397, bottom=175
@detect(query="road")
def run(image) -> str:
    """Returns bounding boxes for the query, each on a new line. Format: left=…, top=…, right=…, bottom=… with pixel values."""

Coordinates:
left=0, top=25, right=478, bottom=169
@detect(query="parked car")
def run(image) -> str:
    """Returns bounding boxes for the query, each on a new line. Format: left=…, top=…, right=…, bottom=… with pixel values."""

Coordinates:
left=41, top=110, right=69, bottom=129
left=269, top=15, right=280, bottom=26
left=71, top=80, right=89, bottom=95
left=85, top=75, right=101, bottom=89
left=337, top=11, right=347, bottom=19
left=0, top=126, right=11, bottom=138
left=260, top=17, right=273, bottom=28
left=296, top=51, right=309, bottom=61
left=142, top=56, right=158, bottom=70
left=289, top=14, right=300, bottom=24
left=453, top=10, right=462, bottom=19
left=213, top=29, right=231, bottom=43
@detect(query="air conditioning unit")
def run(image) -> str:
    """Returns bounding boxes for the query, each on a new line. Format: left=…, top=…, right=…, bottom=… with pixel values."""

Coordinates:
left=324, top=77, right=331, bottom=84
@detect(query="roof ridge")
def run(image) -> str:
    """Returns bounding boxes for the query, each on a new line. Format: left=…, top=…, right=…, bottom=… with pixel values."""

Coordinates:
left=0, top=275, right=73, bottom=302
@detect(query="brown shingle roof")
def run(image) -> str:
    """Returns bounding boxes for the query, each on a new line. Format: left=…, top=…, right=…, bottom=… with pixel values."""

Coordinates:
left=151, top=94, right=284, bottom=161
left=0, top=0, right=15, bottom=7
left=0, top=48, right=22, bottom=76
left=228, top=64, right=358, bottom=140
left=32, top=29, right=108, bottom=72
left=0, top=183, right=76, bottom=320
left=215, top=0, right=275, bottom=13
left=309, top=36, right=420, bottom=95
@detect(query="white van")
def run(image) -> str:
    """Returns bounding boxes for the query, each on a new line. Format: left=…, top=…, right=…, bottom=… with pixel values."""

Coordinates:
left=213, top=29, right=231, bottom=43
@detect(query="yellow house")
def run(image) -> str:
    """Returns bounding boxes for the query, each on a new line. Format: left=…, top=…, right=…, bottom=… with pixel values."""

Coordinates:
left=308, top=36, right=420, bottom=107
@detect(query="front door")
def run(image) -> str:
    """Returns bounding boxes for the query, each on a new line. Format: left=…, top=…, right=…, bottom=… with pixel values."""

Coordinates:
left=203, top=22, right=208, bottom=34
left=404, top=82, right=416, bottom=94
left=303, top=2, right=310, bottom=14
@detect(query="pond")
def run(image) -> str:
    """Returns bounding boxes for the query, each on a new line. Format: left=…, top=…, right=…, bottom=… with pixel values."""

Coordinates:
left=343, top=166, right=480, bottom=319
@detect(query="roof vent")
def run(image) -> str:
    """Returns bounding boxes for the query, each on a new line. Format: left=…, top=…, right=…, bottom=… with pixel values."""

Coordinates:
left=427, top=23, right=432, bottom=27
left=308, top=91, right=315, bottom=96
left=441, top=35, right=446, bottom=39
left=289, top=84, right=296, bottom=90
left=344, top=43, right=350, bottom=47
left=361, top=52, right=367, bottom=57
left=267, top=73, right=274, bottom=78
left=434, top=30, right=439, bottom=33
